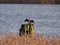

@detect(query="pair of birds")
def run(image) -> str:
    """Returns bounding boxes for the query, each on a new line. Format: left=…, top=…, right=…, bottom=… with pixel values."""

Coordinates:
left=24, top=18, right=35, bottom=23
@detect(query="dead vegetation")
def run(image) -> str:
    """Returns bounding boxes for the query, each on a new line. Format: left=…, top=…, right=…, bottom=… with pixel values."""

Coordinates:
left=0, top=32, right=60, bottom=45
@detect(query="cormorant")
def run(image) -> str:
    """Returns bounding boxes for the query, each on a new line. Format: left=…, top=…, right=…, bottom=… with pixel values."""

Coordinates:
left=24, top=19, right=29, bottom=22
left=30, top=20, right=35, bottom=23
left=24, top=18, right=35, bottom=23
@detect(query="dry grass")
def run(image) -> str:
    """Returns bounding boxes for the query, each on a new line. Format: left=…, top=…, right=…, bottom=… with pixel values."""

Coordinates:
left=0, top=32, right=60, bottom=45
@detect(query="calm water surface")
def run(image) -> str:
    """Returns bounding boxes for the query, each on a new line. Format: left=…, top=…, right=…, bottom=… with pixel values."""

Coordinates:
left=0, top=4, right=60, bottom=36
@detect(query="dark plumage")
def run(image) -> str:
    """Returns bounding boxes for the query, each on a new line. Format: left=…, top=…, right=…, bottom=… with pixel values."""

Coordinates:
left=30, top=20, right=35, bottom=23
left=24, top=18, right=35, bottom=23
left=24, top=19, right=29, bottom=22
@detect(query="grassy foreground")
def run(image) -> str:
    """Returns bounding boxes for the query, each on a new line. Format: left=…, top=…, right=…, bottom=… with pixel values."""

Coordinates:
left=0, top=32, right=60, bottom=45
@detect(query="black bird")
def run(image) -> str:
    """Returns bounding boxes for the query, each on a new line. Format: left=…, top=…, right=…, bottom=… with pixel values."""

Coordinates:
left=30, top=20, right=35, bottom=23
left=24, top=18, right=35, bottom=23
left=24, top=19, right=29, bottom=22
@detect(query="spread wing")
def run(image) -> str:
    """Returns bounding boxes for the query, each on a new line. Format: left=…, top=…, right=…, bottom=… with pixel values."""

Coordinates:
left=24, top=19, right=29, bottom=22
left=30, top=20, right=35, bottom=23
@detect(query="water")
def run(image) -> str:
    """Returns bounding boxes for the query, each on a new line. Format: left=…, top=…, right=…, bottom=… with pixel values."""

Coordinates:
left=0, top=4, right=60, bottom=36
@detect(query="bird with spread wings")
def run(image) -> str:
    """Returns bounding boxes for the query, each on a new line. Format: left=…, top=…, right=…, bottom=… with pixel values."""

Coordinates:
left=24, top=18, right=35, bottom=23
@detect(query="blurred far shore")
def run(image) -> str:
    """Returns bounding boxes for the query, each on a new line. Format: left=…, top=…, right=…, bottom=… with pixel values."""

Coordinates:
left=0, top=0, right=60, bottom=4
